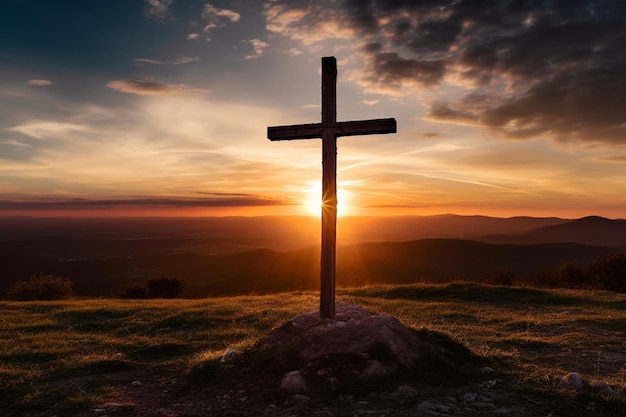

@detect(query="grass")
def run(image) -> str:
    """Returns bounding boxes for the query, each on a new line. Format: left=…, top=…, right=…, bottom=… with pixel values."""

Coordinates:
left=0, top=283, right=625, bottom=416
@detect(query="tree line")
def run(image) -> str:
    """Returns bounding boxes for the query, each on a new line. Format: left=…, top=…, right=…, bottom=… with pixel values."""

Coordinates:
left=3, top=252, right=625, bottom=301
left=4, top=274, right=185, bottom=301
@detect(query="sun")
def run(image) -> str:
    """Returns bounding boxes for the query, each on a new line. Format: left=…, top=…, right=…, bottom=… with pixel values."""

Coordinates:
left=303, top=182, right=352, bottom=217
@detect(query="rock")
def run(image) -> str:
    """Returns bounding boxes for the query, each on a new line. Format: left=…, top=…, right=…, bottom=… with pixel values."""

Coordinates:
left=590, top=380, right=620, bottom=396
left=480, top=366, right=495, bottom=373
left=477, top=394, right=491, bottom=403
left=289, top=394, right=312, bottom=405
left=257, top=303, right=426, bottom=369
left=280, top=370, right=309, bottom=393
left=395, top=385, right=418, bottom=396
left=416, top=400, right=437, bottom=413
left=255, top=303, right=473, bottom=394
left=559, top=372, right=584, bottom=390
left=589, top=380, right=607, bottom=389
left=94, top=402, right=136, bottom=415
left=479, top=379, right=498, bottom=389
left=131, top=380, right=143, bottom=386
left=361, top=360, right=394, bottom=379
left=221, top=348, right=241, bottom=363
left=462, top=392, right=476, bottom=403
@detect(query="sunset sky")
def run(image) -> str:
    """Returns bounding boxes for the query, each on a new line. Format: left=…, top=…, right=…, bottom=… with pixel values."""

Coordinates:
left=1, top=0, right=625, bottom=218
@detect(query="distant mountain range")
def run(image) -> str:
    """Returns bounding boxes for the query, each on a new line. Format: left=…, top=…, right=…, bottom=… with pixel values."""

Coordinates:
left=5, top=213, right=625, bottom=247
left=478, top=216, right=626, bottom=247
left=0, top=214, right=623, bottom=297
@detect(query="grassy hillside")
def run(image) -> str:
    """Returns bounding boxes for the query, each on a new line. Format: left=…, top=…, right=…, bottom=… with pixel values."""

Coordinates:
left=1, top=283, right=624, bottom=416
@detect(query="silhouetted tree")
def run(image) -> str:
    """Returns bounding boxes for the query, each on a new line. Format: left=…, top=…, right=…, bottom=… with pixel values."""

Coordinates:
left=123, top=282, right=149, bottom=299
left=558, top=261, right=587, bottom=289
left=586, top=253, right=626, bottom=292
left=5, top=273, right=74, bottom=301
left=146, top=276, right=185, bottom=298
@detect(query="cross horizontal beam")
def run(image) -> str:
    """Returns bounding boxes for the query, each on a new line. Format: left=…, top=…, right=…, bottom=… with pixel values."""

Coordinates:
left=268, top=118, right=397, bottom=141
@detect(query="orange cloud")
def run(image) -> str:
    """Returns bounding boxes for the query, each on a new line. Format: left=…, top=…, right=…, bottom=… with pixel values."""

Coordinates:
left=27, top=79, right=53, bottom=86
left=106, top=80, right=209, bottom=96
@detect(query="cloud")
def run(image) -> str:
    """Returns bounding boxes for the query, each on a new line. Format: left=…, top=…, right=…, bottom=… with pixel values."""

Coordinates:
left=187, top=32, right=200, bottom=40
left=243, top=39, right=269, bottom=60
left=265, top=0, right=626, bottom=145
left=201, top=3, right=240, bottom=38
left=107, top=80, right=177, bottom=96
left=0, top=196, right=292, bottom=211
left=106, top=80, right=209, bottom=96
left=9, top=121, right=89, bottom=140
left=134, top=57, right=201, bottom=65
left=361, top=51, right=446, bottom=94
left=415, top=132, right=442, bottom=139
left=27, top=79, right=53, bottom=86
left=173, top=56, right=201, bottom=65
left=263, top=2, right=354, bottom=44
left=143, top=0, right=172, bottom=21
left=288, top=47, right=303, bottom=56
left=599, top=155, right=626, bottom=163
left=0, top=139, right=31, bottom=147
left=134, top=58, right=165, bottom=65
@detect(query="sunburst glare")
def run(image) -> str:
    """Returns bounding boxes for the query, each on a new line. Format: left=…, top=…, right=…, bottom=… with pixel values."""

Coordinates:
left=303, top=181, right=352, bottom=217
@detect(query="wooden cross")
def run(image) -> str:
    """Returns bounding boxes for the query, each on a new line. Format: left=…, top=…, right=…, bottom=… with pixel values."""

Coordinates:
left=267, top=56, right=397, bottom=319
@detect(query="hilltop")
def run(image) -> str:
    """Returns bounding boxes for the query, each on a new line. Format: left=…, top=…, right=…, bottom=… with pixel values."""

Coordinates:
left=1, top=284, right=624, bottom=416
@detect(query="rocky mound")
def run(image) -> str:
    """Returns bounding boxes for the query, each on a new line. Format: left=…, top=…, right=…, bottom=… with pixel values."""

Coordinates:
left=254, top=303, right=476, bottom=393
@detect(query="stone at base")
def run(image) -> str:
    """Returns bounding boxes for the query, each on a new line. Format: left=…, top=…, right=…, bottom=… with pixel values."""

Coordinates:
left=258, top=303, right=425, bottom=368
left=559, top=372, right=584, bottom=390
left=280, top=370, right=308, bottom=393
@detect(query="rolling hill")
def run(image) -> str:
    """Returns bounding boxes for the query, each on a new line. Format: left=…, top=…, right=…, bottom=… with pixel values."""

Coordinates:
left=0, top=237, right=614, bottom=297
left=0, top=214, right=623, bottom=297
left=479, top=216, right=626, bottom=246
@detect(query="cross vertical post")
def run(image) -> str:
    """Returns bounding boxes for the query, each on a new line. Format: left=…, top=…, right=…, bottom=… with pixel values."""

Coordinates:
left=267, top=57, right=397, bottom=319
left=321, top=57, right=338, bottom=318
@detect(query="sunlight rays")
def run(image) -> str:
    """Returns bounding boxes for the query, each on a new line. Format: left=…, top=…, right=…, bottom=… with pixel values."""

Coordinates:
left=303, top=181, right=353, bottom=217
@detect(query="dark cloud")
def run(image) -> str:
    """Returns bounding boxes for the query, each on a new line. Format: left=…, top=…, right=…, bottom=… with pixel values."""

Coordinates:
left=365, top=52, right=446, bottom=89
left=0, top=196, right=292, bottom=211
left=267, top=0, right=626, bottom=144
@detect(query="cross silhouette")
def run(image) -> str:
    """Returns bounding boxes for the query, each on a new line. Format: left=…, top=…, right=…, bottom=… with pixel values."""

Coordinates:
left=267, top=57, right=397, bottom=318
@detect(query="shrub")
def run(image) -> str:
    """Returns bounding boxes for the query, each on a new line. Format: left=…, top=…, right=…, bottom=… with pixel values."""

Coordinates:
left=586, top=253, right=626, bottom=293
left=5, top=273, right=74, bottom=301
left=557, top=261, right=587, bottom=289
left=123, top=276, right=185, bottom=299
left=123, top=282, right=149, bottom=299
left=147, top=276, right=185, bottom=298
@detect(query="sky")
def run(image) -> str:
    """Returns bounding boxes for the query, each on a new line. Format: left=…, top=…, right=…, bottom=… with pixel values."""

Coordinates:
left=1, top=0, right=625, bottom=219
